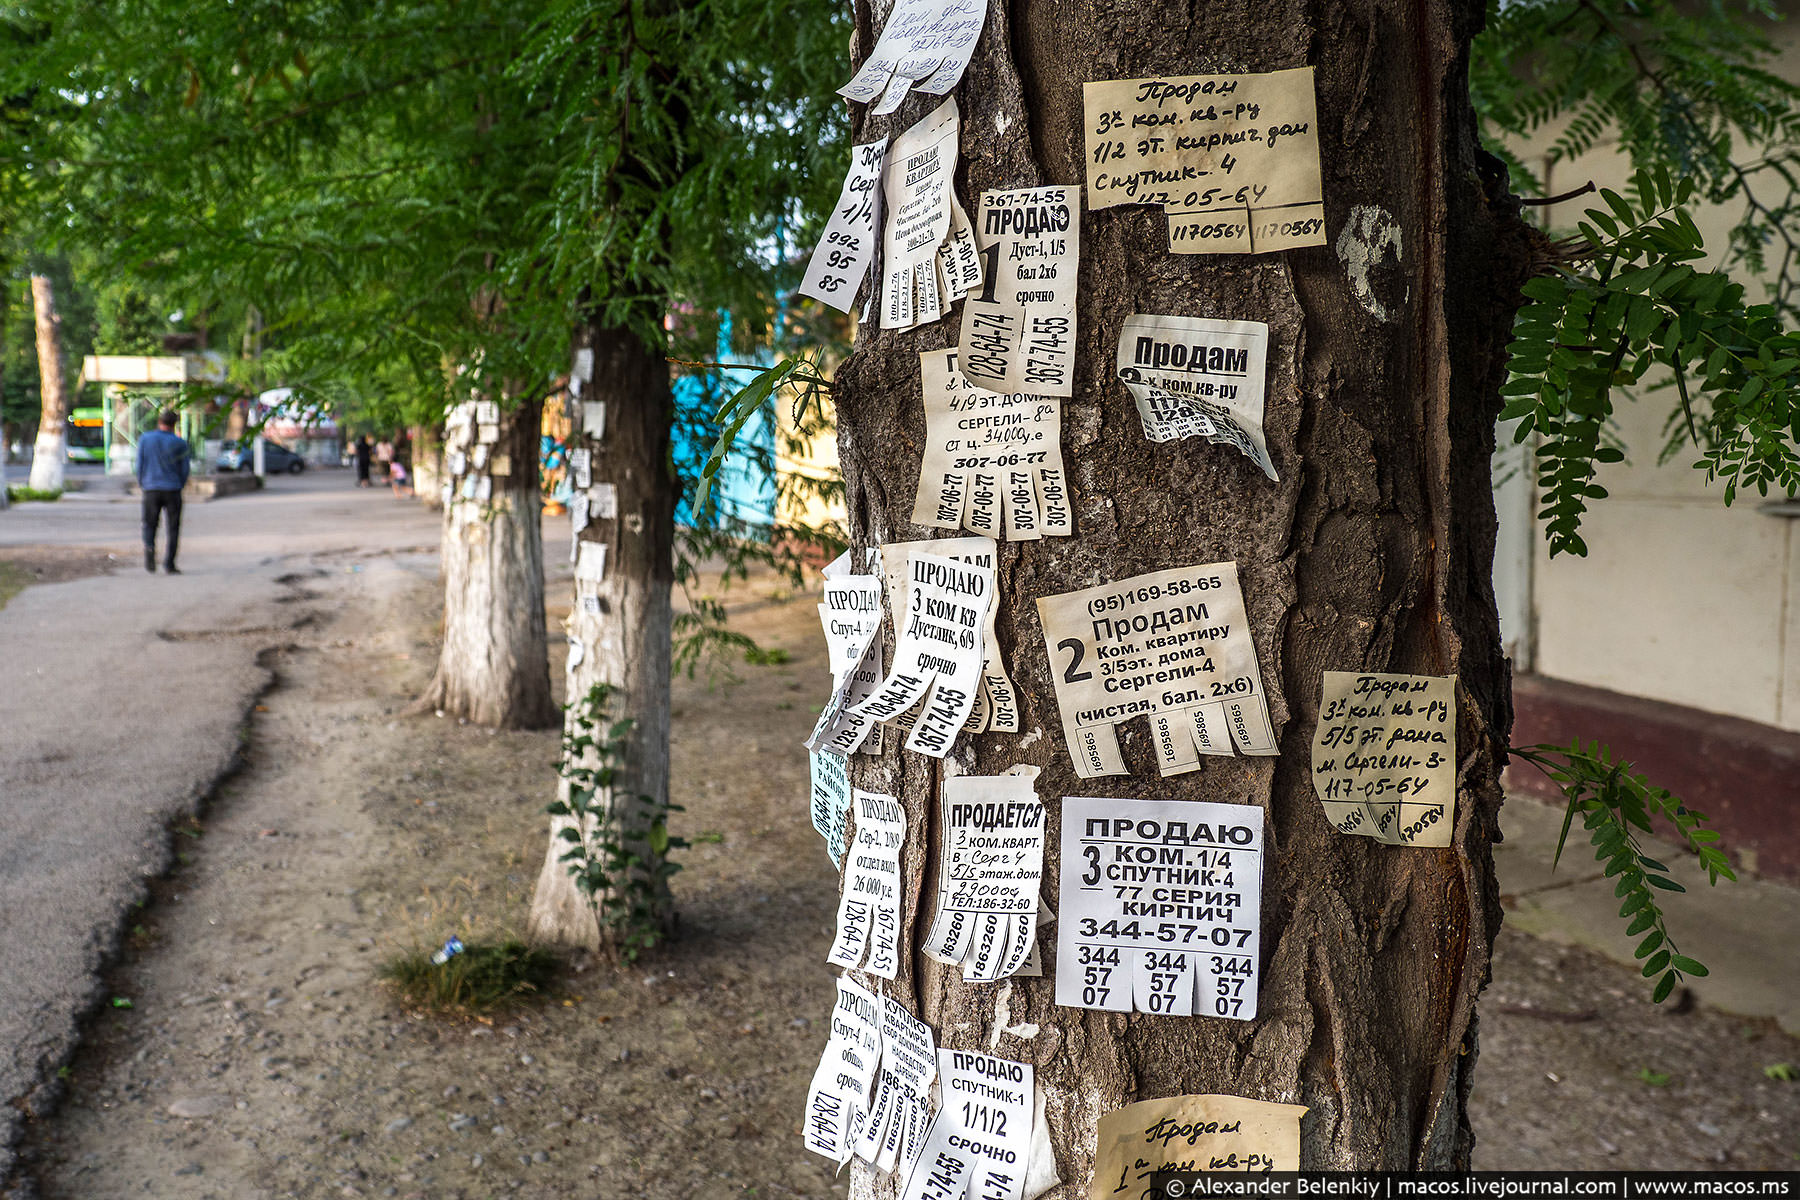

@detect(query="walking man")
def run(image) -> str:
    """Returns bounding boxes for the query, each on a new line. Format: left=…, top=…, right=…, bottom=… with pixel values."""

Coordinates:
left=137, top=410, right=190, bottom=574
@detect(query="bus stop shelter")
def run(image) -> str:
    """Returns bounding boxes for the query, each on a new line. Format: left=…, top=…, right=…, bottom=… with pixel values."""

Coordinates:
left=79, top=354, right=227, bottom=476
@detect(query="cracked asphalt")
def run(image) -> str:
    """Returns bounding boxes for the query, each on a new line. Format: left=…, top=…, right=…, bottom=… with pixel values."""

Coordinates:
left=0, top=470, right=440, bottom=1183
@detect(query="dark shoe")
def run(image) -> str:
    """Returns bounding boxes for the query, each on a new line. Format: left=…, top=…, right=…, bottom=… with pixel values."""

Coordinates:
left=145, top=550, right=155, bottom=573
left=163, top=564, right=181, bottom=575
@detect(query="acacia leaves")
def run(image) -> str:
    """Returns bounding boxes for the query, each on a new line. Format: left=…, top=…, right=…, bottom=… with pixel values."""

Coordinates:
left=1503, top=169, right=1800, bottom=555
left=1473, top=0, right=1800, bottom=314
left=1511, top=739, right=1734, bottom=1004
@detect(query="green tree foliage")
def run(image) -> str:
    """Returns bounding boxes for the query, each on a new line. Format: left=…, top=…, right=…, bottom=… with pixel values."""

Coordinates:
left=1474, top=0, right=1800, bottom=302
left=1512, top=740, right=1734, bottom=1002
left=1475, top=0, right=1800, bottom=555
left=1501, top=170, right=1800, bottom=555
left=3, top=0, right=848, bottom=425
left=1469, top=3, right=1796, bottom=996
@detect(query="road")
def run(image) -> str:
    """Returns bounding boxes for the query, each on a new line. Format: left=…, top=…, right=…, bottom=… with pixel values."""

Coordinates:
left=0, top=470, right=440, bottom=1182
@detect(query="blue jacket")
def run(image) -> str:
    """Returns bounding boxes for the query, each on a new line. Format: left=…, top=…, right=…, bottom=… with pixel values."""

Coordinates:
left=136, top=429, right=191, bottom=491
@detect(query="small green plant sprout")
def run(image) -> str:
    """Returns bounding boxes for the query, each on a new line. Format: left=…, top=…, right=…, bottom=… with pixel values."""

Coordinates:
left=1637, top=1067, right=1673, bottom=1087
left=1510, top=739, right=1734, bottom=1004
left=545, top=683, right=686, bottom=961
left=378, top=940, right=557, bottom=1016
left=109, top=997, right=132, bottom=1009
left=1765, top=1063, right=1797, bottom=1082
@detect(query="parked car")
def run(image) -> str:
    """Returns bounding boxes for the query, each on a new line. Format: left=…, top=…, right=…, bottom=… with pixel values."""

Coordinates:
left=217, top=439, right=306, bottom=474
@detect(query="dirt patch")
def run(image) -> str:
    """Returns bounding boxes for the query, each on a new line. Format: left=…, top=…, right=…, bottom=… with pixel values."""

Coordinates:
left=0, top=545, right=126, bottom=611
left=11, top=558, right=845, bottom=1200
left=7, top=559, right=1797, bottom=1199
left=1470, top=937, right=1800, bottom=1168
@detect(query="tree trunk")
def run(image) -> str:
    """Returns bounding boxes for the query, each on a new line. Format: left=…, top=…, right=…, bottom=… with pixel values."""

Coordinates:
left=412, top=423, right=444, bottom=510
left=832, top=0, right=1528, bottom=1187
left=27, top=274, right=68, bottom=493
left=1, top=272, right=9, bottom=508
left=413, top=395, right=557, bottom=729
left=527, top=321, right=677, bottom=952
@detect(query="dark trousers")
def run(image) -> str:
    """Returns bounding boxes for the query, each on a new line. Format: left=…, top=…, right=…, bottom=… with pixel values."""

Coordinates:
left=141, top=489, right=183, bottom=567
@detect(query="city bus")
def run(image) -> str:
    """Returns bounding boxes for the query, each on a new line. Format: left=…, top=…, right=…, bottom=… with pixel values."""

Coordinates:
left=66, top=407, right=105, bottom=463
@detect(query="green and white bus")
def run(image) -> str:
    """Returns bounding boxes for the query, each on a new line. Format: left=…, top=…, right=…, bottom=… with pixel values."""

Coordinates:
left=66, top=407, right=105, bottom=463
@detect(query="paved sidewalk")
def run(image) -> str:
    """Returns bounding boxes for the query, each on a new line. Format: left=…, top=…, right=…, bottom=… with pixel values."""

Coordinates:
left=0, top=473, right=440, bottom=1182
left=1496, top=792, right=1800, bottom=1034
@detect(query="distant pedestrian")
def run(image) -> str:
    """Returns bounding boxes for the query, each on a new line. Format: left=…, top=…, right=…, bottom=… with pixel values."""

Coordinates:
left=389, top=459, right=412, bottom=497
left=375, top=438, right=394, bottom=481
left=136, top=410, right=190, bottom=574
left=354, top=435, right=372, bottom=487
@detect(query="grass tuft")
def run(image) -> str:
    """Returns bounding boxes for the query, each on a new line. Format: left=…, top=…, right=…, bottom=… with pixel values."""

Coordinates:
left=5, top=486, right=62, bottom=502
left=378, top=940, right=560, bottom=1017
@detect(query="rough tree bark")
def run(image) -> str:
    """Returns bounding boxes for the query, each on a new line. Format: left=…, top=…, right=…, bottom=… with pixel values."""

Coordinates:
left=27, top=274, right=68, bottom=493
left=832, top=0, right=1528, bottom=1187
left=411, top=423, right=444, bottom=510
left=527, top=320, right=678, bottom=950
left=412, top=396, right=557, bottom=729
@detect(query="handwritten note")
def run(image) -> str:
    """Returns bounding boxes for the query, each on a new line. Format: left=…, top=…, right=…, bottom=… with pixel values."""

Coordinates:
left=922, top=772, right=1044, bottom=982
left=1092, top=1095, right=1306, bottom=1197
left=839, top=0, right=987, bottom=116
left=1311, top=672, right=1456, bottom=847
left=1084, top=68, right=1325, bottom=255
left=1035, top=562, right=1277, bottom=778
left=801, top=138, right=889, bottom=313
left=912, top=349, right=1071, bottom=541
left=827, top=790, right=907, bottom=978
left=1116, top=315, right=1276, bottom=480
left=957, top=186, right=1079, bottom=397
left=1057, top=798, right=1264, bottom=1020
